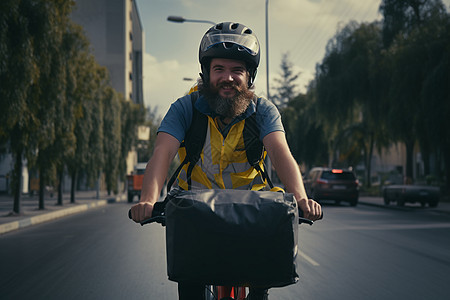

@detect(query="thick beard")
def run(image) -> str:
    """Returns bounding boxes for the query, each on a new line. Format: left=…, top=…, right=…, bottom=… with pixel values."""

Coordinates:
left=199, top=82, right=254, bottom=119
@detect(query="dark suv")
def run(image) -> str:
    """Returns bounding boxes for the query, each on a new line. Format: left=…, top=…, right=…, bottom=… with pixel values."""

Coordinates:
left=304, top=167, right=359, bottom=206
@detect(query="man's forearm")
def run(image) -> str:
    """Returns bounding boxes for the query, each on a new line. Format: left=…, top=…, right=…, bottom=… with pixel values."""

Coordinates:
left=139, top=154, right=169, bottom=204
left=273, top=154, right=308, bottom=201
left=139, top=133, right=180, bottom=204
left=263, top=132, right=308, bottom=201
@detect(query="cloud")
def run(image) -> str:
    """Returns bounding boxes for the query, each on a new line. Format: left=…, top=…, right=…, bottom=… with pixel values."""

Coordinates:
left=143, top=53, right=199, bottom=116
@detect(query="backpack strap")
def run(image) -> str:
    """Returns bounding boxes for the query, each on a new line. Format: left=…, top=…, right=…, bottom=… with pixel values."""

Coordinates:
left=243, top=111, right=274, bottom=189
left=166, top=92, right=208, bottom=192
left=166, top=93, right=274, bottom=192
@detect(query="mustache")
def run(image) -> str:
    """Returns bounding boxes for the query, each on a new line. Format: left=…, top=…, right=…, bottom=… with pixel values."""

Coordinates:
left=216, top=81, right=243, bottom=92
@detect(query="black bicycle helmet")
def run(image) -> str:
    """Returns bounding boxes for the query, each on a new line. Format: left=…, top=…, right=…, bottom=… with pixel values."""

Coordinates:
left=199, top=22, right=260, bottom=88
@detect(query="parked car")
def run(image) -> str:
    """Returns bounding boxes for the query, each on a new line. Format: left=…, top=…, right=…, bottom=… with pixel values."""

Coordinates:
left=304, top=167, right=359, bottom=206
left=382, top=185, right=440, bottom=207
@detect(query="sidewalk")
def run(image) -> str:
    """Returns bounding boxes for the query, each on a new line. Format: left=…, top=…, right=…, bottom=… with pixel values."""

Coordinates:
left=0, top=190, right=127, bottom=235
left=358, top=196, right=450, bottom=215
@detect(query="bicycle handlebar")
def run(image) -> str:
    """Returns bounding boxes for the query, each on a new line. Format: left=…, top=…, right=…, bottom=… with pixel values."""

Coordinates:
left=128, top=202, right=322, bottom=226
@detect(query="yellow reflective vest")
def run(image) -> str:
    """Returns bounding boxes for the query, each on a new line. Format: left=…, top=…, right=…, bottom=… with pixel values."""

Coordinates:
left=177, top=114, right=269, bottom=191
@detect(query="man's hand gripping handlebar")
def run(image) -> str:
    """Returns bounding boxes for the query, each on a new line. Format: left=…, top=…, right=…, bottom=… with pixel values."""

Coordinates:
left=128, top=202, right=322, bottom=226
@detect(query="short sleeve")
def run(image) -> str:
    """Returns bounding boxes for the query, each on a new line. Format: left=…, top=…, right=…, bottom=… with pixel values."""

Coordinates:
left=157, top=94, right=193, bottom=143
left=255, top=97, right=285, bottom=140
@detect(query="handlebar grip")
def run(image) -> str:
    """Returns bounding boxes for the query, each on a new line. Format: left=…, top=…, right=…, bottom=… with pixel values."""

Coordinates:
left=128, top=204, right=166, bottom=226
left=298, top=210, right=323, bottom=225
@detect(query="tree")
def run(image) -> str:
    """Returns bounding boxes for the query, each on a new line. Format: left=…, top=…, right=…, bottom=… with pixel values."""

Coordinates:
left=381, top=0, right=448, bottom=182
left=66, top=56, right=107, bottom=203
left=0, top=0, right=76, bottom=212
left=281, top=87, right=328, bottom=169
left=62, top=24, right=100, bottom=203
left=416, top=10, right=450, bottom=187
left=315, top=21, right=388, bottom=186
left=117, top=100, right=145, bottom=185
left=271, top=52, right=300, bottom=109
left=30, top=0, right=75, bottom=209
left=0, top=0, right=38, bottom=213
left=103, top=88, right=122, bottom=195
left=380, top=0, right=446, bottom=47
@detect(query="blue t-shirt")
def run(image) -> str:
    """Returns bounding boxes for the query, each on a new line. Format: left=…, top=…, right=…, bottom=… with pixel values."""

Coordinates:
left=158, top=92, right=284, bottom=143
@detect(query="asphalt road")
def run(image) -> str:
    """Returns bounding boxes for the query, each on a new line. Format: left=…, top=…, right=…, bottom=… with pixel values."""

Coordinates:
left=1, top=202, right=450, bottom=300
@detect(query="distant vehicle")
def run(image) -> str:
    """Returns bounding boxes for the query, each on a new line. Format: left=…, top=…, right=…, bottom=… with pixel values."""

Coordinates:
left=126, top=163, right=147, bottom=203
left=304, top=167, right=359, bottom=206
left=382, top=185, right=440, bottom=207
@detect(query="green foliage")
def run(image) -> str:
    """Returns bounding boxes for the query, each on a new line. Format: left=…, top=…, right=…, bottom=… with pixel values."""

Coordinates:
left=118, top=99, right=145, bottom=183
left=271, top=53, right=300, bottom=108
left=277, top=0, right=450, bottom=191
left=314, top=21, right=388, bottom=186
left=280, top=91, right=327, bottom=169
left=1, top=0, right=146, bottom=209
left=381, top=0, right=449, bottom=182
left=103, top=88, right=121, bottom=194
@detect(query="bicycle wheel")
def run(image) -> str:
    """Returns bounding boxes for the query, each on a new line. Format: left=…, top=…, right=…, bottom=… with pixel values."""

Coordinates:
left=205, top=285, right=218, bottom=300
left=205, top=285, right=247, bottom=300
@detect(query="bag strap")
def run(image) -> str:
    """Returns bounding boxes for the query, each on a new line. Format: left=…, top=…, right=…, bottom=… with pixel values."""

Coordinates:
left=166, top=92, right=207, bottom=192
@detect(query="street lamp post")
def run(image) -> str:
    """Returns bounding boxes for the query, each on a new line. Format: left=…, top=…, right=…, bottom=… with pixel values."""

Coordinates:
left=167, top=16, right=215, bottom=83
left=167, top=16, right=216, bottom=26
left=265, top=0, right=273, bottom=179
left=266, top=0, right=270, bottom=104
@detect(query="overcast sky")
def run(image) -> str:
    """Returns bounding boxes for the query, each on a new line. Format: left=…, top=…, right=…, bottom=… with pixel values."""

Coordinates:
left=134, top=0, right=450, bottom=116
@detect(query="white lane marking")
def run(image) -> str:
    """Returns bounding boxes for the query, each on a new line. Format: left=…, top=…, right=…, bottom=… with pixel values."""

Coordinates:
left=298, top=250, right=320, bottom=266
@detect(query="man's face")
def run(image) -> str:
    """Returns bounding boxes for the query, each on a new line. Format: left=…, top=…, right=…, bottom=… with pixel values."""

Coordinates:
left=209, top=58, right=249, bottom=99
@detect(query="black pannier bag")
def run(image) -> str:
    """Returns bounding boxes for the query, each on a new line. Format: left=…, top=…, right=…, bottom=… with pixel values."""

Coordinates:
left=165, top=188, right=299, bottom=287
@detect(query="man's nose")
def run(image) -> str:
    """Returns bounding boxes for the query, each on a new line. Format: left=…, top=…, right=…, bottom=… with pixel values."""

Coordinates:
left=222, top=72, right=234, bottom=82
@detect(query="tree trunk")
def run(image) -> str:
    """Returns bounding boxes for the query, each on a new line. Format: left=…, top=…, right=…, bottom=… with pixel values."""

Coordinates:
left=443, top=143, right=450, bottom=198
left=405, top=139, right=415, bottom=184
left=366, top=133, right=375, bottom=188
left=70, top=170, right=77, bottom=204
left=39, top=166, right=45, bottom=210
left=12, top=149, right=23, bottom=214
left=57, top=168, right=63, bottom=206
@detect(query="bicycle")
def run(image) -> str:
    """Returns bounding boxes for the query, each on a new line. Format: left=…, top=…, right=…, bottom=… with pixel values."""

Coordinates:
left=128, top=191, right=320, bottom=300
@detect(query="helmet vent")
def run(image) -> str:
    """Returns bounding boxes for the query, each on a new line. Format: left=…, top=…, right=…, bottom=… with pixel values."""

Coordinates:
left=224, top=42, right=234, bottom=49
left=244, top=29, right=252, bottom=34
left=231, top=23, right=239, bottom=30
left=215, top=23, right=223, bottom=30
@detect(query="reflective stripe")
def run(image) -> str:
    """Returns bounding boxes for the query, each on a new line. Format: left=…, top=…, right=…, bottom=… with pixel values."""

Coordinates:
left=177, top=114, right=268, bottom=190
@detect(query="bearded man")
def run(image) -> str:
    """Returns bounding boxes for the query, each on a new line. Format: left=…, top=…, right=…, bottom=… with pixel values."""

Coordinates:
left=130, top=22, right=321, bottom=300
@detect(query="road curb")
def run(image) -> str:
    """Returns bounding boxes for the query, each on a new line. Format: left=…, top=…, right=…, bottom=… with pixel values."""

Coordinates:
left=359, top=200, right=450, bottom=214
left=0, top=193, right=127, bottom=236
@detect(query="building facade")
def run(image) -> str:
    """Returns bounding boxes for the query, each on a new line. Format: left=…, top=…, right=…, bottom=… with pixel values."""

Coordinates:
left=71, top=0, right=144, bottom=105
left=71, top=0, right=144, bottom=175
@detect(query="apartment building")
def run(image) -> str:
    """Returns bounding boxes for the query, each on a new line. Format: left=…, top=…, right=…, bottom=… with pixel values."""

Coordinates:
left=71, top=0, right=144, bottom=105
left=72, top=0, right=144, bottom=175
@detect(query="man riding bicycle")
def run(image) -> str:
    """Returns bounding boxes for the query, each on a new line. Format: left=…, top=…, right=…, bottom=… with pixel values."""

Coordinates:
left=130, top=21, right=322, bottom=300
